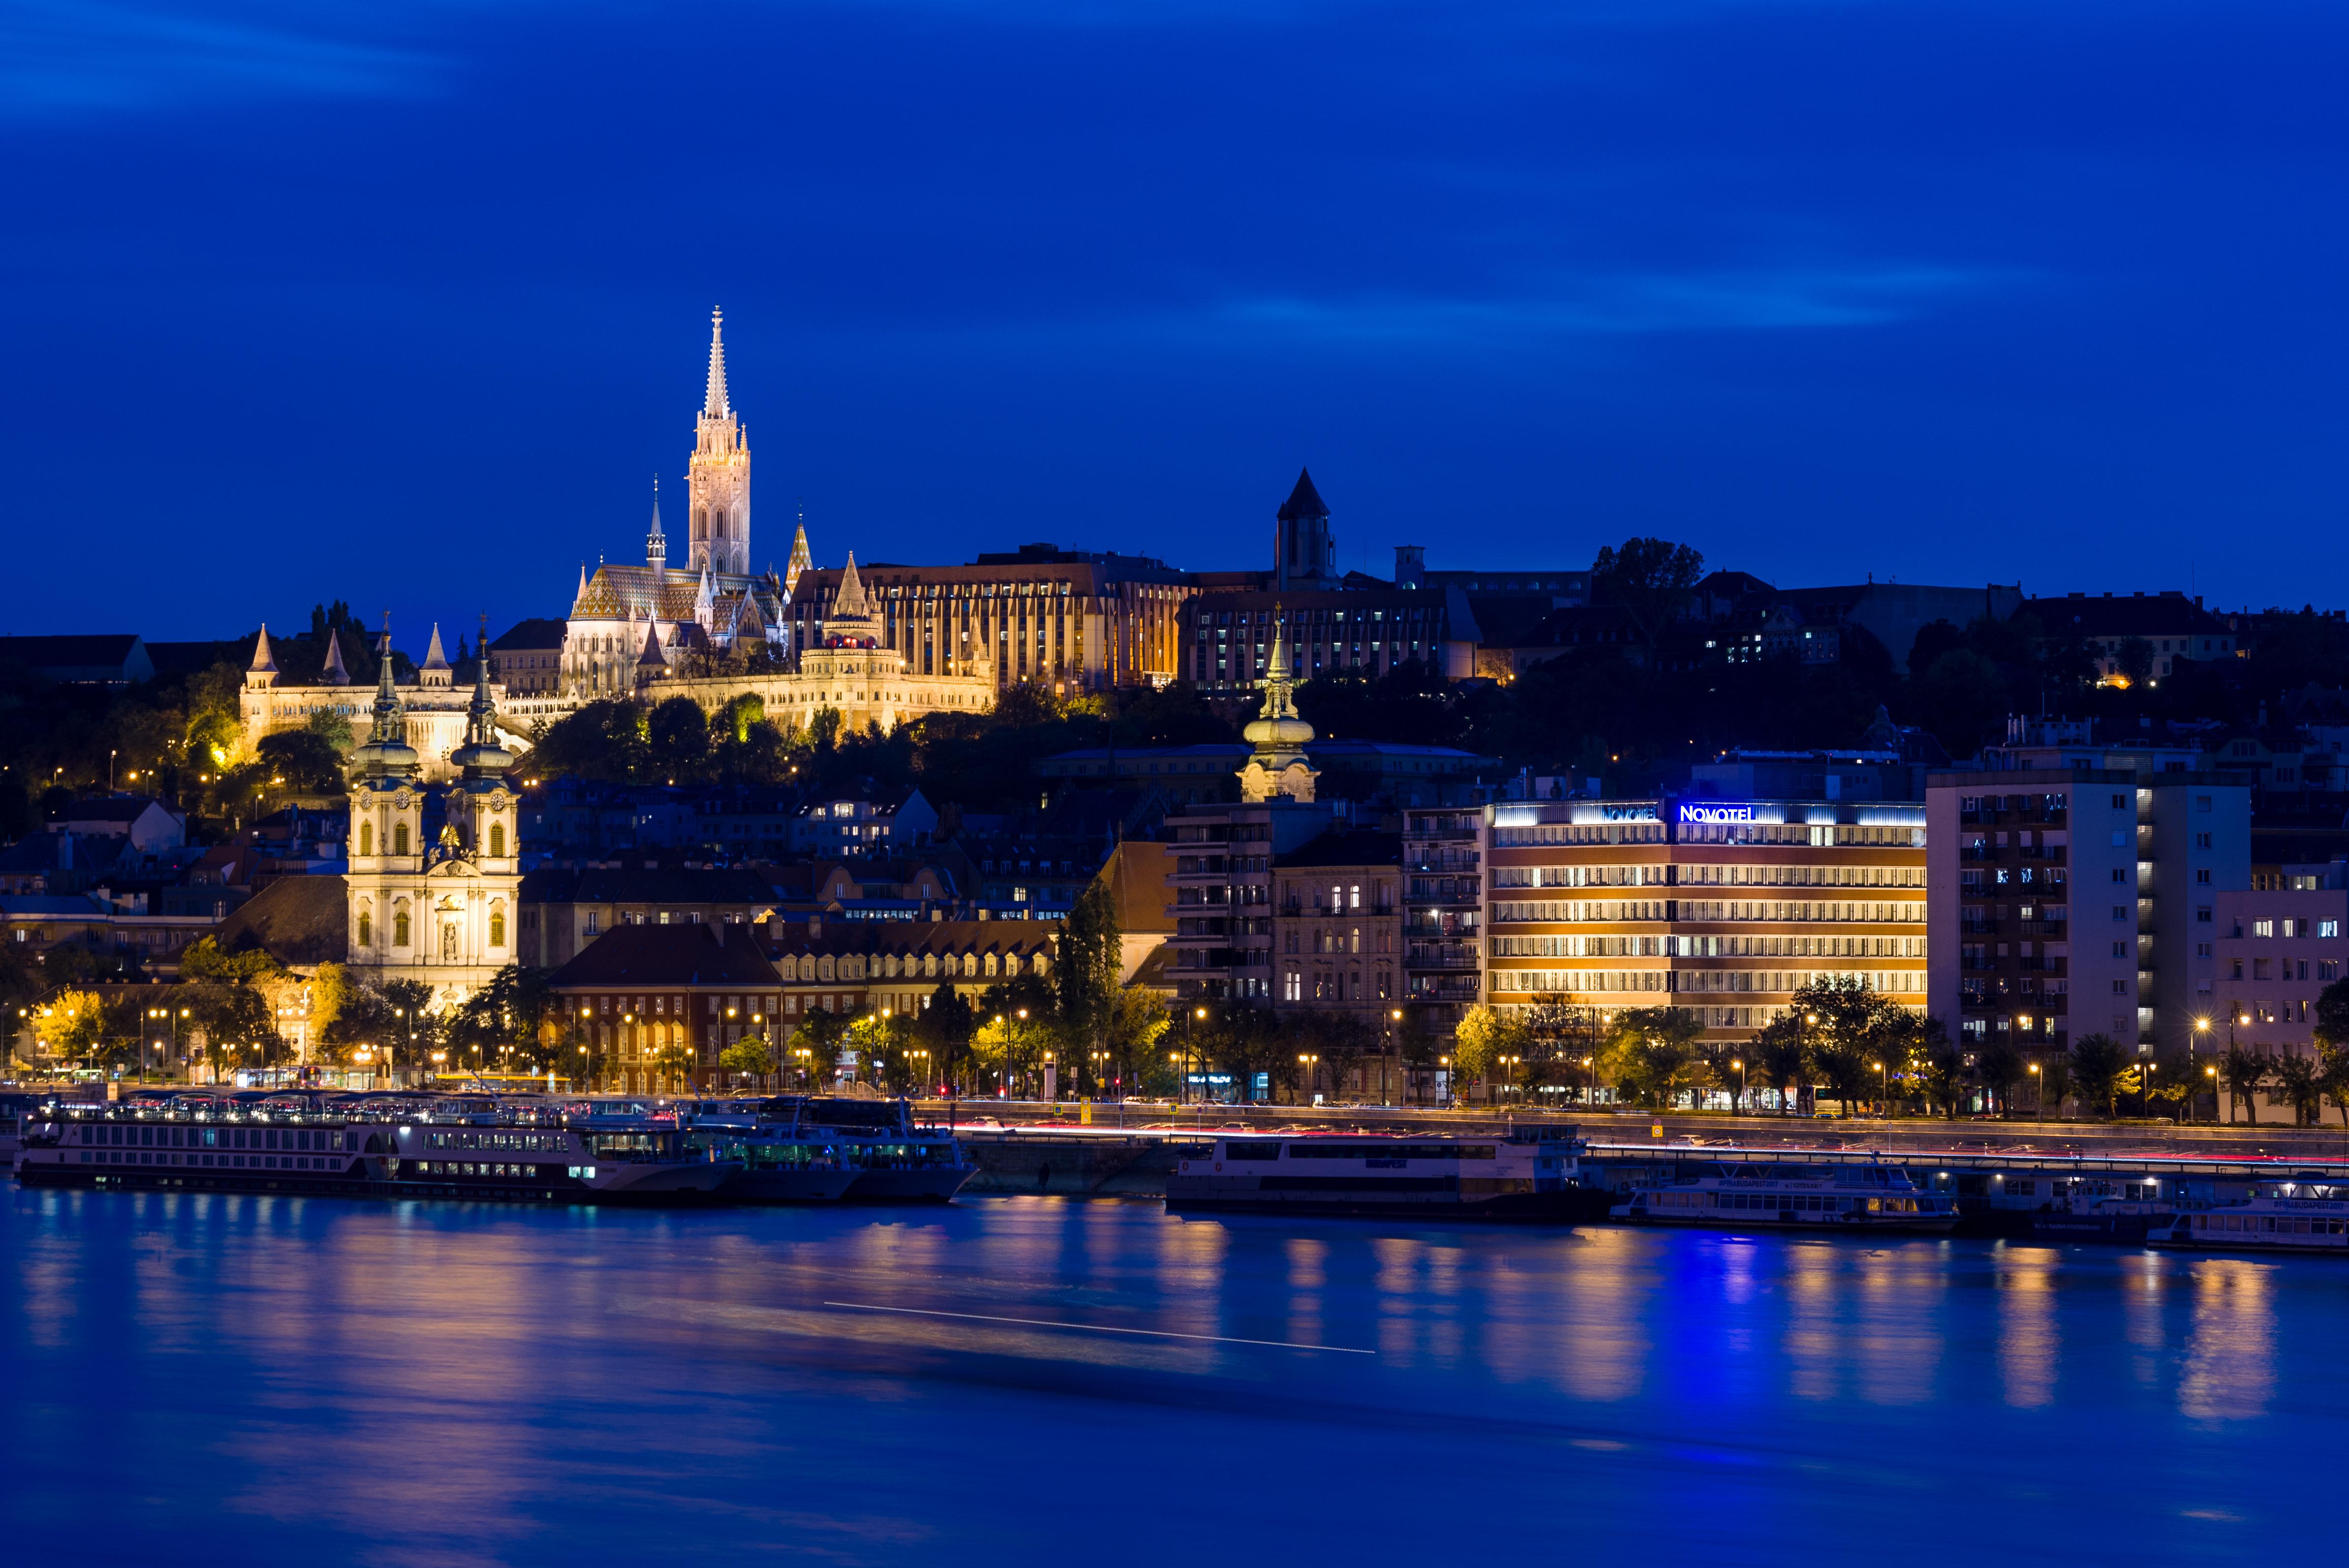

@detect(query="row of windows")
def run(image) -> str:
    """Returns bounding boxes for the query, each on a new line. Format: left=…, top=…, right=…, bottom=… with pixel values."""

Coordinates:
left=1491, top=968, right=1921, bottom=996
left=1492, top=934, right=1919, bottom=959
left=357, top=821, right=506, bottom=858
left=1491, top=899, right=1923, bottom=925
left=356, top=903, right=506, bottom=952
left=74, top=1123, right=344, bottom=1151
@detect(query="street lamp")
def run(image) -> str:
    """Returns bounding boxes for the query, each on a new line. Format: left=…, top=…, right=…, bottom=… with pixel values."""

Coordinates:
left=1872, top=1059, right=1886, bottom=1118
left=1437, top=1053, right=1452, bottom=1108
left=2028, top=1060, right=2042, bottom=1116
left=1297, top=1052, right=1319, bottom=1104
left=2192, top=1016, right=2211, bottom=1123
left=1731, top=1057, right=1746, bottom=1114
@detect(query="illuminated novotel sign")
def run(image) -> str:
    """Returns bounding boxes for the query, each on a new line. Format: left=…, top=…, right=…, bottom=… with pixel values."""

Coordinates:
left=1600, top=803, right=1658, bottom=822
left=1677, top=802, right=1756, bottom=825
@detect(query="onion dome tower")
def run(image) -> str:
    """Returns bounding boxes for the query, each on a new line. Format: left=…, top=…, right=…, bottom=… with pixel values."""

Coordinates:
left=1238, top=607, right=1319, bottom=803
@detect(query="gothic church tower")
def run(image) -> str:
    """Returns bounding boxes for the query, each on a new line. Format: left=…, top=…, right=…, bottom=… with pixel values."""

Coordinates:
left=688, top=307, right=751, bottom=577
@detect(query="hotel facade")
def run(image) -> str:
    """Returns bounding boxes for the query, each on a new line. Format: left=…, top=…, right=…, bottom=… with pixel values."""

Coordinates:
left=1481, top=797, right=1928, bottom=1043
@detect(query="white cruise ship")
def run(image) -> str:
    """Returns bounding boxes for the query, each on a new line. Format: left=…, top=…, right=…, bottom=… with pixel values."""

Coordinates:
left=2151, top=1173, right=2349, bottom=1254
left=1166, top=1132, right=1609, bottom=1221
left=14, top=1092, right=734, bottom=1204
left=1611, top=1161, right=1958, bottom=1233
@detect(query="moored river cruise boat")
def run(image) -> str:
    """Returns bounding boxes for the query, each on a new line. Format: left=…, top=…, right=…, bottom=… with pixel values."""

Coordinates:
left=2151, top=1174, right=2349, bottom=1253
left=14, top=1092, right=735, bottom=1204
left=1166, top=1132, right=1609, bottom=1221
left=1611, top=1161, right=1959, bottom=1233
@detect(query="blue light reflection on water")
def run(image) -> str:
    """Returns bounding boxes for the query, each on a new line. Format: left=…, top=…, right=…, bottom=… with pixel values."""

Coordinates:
left=2, top=1190, right=2331, bottom=1565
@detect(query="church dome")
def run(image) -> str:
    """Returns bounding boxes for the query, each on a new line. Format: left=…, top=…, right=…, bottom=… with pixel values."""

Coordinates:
left=1244, top=710, right=1315, bottom=750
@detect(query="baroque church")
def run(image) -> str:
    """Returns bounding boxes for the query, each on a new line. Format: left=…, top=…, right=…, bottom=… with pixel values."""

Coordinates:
left=343, top=618, right=525, bottom=1005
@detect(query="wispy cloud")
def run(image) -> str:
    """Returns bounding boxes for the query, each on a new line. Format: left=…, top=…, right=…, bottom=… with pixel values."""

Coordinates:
left=1215, top=265, right=1985, bottom=341
left=0, top=1, right=442, bottom=119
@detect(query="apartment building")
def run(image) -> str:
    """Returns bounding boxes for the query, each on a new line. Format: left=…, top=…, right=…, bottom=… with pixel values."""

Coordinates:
left=1162, top=799, right=1334, bottom=1001
left=1402, top=805, right=1483, bottom=1030
left=2210, top=888, right=2349, bottom=1063
left=1271, top=830, right=1401, bottom=1012
left=1481, top=798, right=1927, bottom=1044
left=1926, top=771, right=2248, bottom=1060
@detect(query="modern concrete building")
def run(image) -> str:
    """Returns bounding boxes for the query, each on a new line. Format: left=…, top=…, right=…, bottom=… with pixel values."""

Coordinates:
left=1402, top=804, right=1484, bottom=1032
left=1482, top=797, right=1927, bottom=1045
left=1927, top=771, right=2248, bottom=1062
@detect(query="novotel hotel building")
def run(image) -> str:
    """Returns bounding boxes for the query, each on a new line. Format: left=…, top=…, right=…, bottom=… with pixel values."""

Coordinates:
left=1482, top=797, right=1928, bottom=1043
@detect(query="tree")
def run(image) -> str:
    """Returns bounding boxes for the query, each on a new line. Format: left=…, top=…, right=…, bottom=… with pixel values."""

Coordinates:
left=1750, top=1012, right=1810, bottom=1115
left=1453, top=1005, right=1529, bottom=1103
left=2217, top=1043, right=2268, bottom=1126
left=2314, top=977, right=2349, bottom=1050
left=444, top=964, right=551, bottom=1073
left=970, top=1008, right=1052, bottom=1098
left=1598, top=1006, right=1702, bottom=1108
left=1104, top=985, right=1169, bottom=1098
left=197, top=984, right=287, bottom=1076
left=39, top=987, right=112, bottom=1066
left=916, top=984, right=978, bottom=1090
left=2271, top=1053, right=2323, bottom=1127
left=306, top=706, right=355, bottom=754
left=1591, top=537, right=1704, bottom=651
left=1908, top=1017, right=1966, bottom=1119
left=179, top=935, right=282, bottom=985
left=2069, top=1033, right=2132, bottom=1120
left=787, top=1009, right=851, bottom=1088
left=720, top=1034, right=775, bottom=1088
left=648, top=696, right=711, bottom=779
left=2319, top=1042, right=2349, bottom=1130
left=1791, top=977, right=1906, bottom=1111
left=1974, top=1037, right=2024, bottom=1118
left=647, top=1034, right=696, bottom=1090
left=1055, top=880, right=1121, bottom=1093
left=254, top=729, right=346, bottom=793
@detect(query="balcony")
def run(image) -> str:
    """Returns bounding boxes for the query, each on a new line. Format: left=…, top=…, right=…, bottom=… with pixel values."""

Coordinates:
left=1408, top=884, right=1481, bottom=908
left=1406, top=947, right=1480, bottom=971
left=1408, top=976, right=1483, bottom=1002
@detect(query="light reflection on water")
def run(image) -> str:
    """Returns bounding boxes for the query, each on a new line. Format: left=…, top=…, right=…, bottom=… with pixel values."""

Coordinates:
left=6, top=1188, right=2341, bottom=1565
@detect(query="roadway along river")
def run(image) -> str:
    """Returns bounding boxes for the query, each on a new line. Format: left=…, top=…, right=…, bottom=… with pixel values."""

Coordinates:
left=4, top=1189, right=2334, bottom=1564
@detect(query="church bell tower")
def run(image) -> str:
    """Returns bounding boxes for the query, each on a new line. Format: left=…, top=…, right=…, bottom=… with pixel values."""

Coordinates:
left=688, top=307, right=751, bottom=577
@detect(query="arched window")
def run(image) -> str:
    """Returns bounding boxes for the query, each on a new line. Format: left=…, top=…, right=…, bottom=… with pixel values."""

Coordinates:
left=357, top=909, right=372, bottom=947
left=359, top=821, right=373, bottom=856
left=489, top=905, right=506, bottom=948
left=393, top=906, right=410, bottom=947
left=393, top=822, right=410, bottom=857
left=489, top=822, right=505, bottom=859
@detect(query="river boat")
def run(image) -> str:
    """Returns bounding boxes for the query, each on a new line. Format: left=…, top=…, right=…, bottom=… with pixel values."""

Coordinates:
left=1165, top=1132, right=1609, bottom=1221
left=753, top=1096, right=977, bottom=1202
left=1611, top=1161, right=1959, bottom=1233
left=672, top=1101, right=859, bottom=1202
left=14, top=1092, right=735, bottom=1204
left=2150, top=1173, right=2349, bottom=1254
left=0, top=1091, right=43, bottom=1165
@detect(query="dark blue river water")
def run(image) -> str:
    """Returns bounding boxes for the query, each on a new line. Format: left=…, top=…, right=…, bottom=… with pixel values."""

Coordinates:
left=3, top=1190, right=2333, bottom=1566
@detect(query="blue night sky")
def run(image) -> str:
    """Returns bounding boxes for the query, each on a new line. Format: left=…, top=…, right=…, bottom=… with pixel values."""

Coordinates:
left=3, top=1, right=2345, bottom=647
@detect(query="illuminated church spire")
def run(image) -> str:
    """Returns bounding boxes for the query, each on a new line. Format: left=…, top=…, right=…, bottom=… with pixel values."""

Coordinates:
left=704, top=306, right=730, bottom=416
left=688, top=307, right=750, bottom=576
